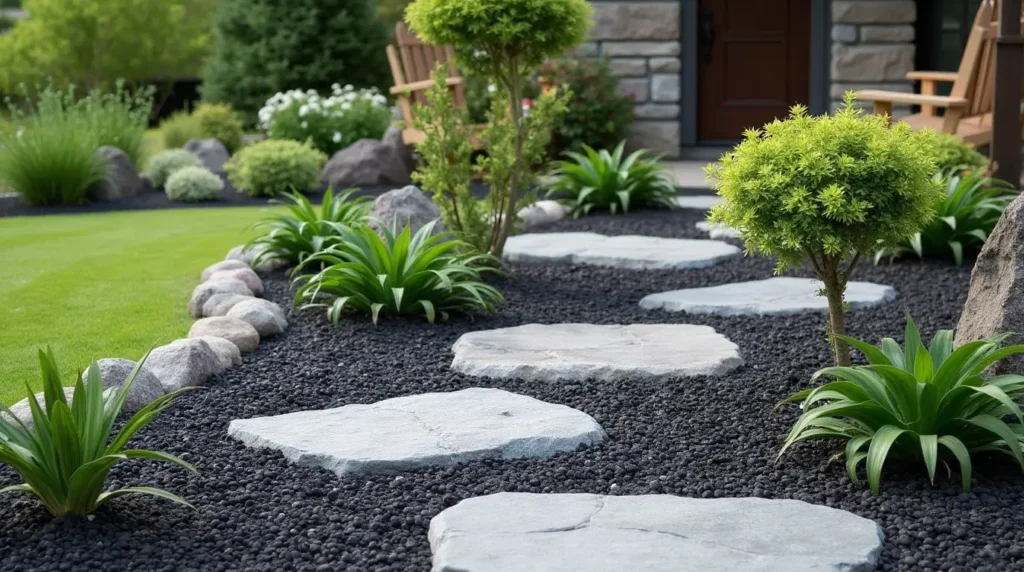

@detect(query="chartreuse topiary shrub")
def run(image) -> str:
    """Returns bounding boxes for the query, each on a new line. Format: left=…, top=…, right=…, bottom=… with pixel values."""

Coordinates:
left=930, top=133, right=987, bottom=173
left=708, top=94, right=940, bottom=366
left=145, top=149, right=203, bottom=189
left=876, top=168, right=1017, bottom=265
left=202, top=0, right=390, bottom=123
left=294, top=221, right=503, bottom=325
left=407, top=0, right=591, bottom=258
left=193, top=103, right=244, bottom=153
left=224, top=139, right=327, bottom=197
left=165, top=166, right=224, bottom=202
left=0, top=348, right=195, bottom=517
left=779, top=315, right=1024, bottom=493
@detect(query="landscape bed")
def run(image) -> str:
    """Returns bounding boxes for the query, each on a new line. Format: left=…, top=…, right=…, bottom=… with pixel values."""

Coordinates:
left=0, top=207, right=1018, bottom=572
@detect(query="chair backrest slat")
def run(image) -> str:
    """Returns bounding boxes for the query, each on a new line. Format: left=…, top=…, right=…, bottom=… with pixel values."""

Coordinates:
left=951, top=0, right=1023, bottom=121
left=391, top=22, right=465, bottom=107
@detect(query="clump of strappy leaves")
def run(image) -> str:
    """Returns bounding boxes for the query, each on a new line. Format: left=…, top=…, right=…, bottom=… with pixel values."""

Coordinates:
left=778, top=314, right=1024, bottom=493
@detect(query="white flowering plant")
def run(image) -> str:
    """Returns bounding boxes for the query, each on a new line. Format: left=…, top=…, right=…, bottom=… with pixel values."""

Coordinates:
left=258, top=84, right=392, bottom=156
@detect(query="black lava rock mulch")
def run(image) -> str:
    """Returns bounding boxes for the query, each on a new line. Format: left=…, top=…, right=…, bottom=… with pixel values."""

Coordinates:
left=1, top=209, right=1021, bottom=572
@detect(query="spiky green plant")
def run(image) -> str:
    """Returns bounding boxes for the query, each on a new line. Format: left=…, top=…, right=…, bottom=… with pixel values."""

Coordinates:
left=779, top=315, right=1024, bottom=493
left=0, top=348, right=196, bottom=517
left=245, top=188, right=372, bottom=267
left=876, top=168, right=1017, bottom=265
left=294, top=221, right=504, bottom=325
left=546, top=141, right=677, bottom=216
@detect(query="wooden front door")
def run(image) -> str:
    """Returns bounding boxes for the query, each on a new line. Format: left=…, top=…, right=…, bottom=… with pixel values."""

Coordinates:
left=697, top=0, right=811, bottom=141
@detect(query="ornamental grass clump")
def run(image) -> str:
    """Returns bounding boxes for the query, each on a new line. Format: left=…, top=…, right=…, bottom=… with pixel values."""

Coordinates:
left=779, top=315, right=1024, bottom=493
left=708, top=93, right=940, bottom=366
left=294, top=221, right=503, bottom=325
left=0, top=348, right=196, bottom=517
left=245, top=187, right=372, bottom=267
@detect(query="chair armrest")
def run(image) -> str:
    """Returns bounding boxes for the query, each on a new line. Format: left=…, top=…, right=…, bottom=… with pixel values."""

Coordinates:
left=905, top=71, right=959, bottom=83
left=390, top=77, right=463, bottom=95
left=857, top=90, right=967, bottom=107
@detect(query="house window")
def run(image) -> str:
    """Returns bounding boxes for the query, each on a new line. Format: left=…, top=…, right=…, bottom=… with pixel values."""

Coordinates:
left=917, top=0, right=984, bottom=78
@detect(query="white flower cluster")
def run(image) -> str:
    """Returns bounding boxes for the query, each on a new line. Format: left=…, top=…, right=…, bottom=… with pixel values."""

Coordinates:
left=257, top=84, right=388, bottom=132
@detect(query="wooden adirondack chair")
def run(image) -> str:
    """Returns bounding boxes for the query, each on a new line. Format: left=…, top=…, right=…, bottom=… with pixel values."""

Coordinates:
left=857, top=0, right=1021, bottom=146
left=386, top=22, right=483, bottom=147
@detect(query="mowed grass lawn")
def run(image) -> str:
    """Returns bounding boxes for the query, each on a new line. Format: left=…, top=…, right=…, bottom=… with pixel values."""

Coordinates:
left=0, top=206, right=283, bottom=405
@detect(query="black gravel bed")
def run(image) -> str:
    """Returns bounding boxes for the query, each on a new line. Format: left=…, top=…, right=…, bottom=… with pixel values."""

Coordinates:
left=2, top=209, right=1019, bottom=572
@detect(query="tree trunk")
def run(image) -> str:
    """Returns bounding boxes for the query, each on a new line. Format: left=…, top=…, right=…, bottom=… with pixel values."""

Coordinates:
left=820, top=256, right=850, bottom=367
left=490, top=72, right=524, bottom=259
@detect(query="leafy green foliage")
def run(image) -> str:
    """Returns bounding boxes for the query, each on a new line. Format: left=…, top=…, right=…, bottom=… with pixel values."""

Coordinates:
left=0, top=0, right=214, bottom=92
left=294, top=222, right=503, bottom=325
left=145, top=149, right=203, bottom=189
left=165, top=166, right=224, bottom=202
left=193, top=103, right=244, bottom=154
left=536, top=57, right=633, bottom=157
left=708, top=94, right=940, bottom=366
left=546, top=141, right=676, bottom=216
left=929, top=133, right=987, bottom=174
left=202, top=0, right=390, bottom=124
left=259, top=85, right=391, bottom=156
left=224, top=139, right=326, bottom=197
left=0, top=348, right=196, bottom=517
left=876, top=168, right=1017, bottom=265
left=245, top=188, right=372, bottom=266
left=159, top=110, right=202, bottom=150
left=779, top=315, right=1024, bottom=493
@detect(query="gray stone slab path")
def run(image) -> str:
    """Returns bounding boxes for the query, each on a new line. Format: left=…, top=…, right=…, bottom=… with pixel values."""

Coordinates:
left=674, top=195, right=722, bottom=210
left=451, top=324, right=743, bottom=381
left=228, top=388, right=605, bottom=477
left=695, top=220, right=740, bottom=239
left=640, top=277, right=897, bottom=316
left=504, top=232, right=739, bottom=270
left=429, top=492, right=884, bottom=572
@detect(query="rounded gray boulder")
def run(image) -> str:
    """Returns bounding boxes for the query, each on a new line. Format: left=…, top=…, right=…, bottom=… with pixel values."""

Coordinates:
left=81, top=358, right=166, bottom=414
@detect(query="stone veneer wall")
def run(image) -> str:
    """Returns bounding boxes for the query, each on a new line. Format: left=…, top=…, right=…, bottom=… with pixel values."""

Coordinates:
left=581, top=1, right=681, bottom=156
left=830, top=0, right=917, bottom=112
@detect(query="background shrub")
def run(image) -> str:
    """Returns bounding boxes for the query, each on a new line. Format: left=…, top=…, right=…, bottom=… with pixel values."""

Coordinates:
left=193, top=103, right=244, bottom=153
left=930, top=133, right=987, bottom=173
left=259, top=85, right=391, bottom=156
left=202, top=0, right=390, bottom=124
left=159, top=110, right=202, bottom=149
left=224, top=139, right=326, bottom=197
left=145, top=149, right=203, bottom=189
left=74, top=83, right=153, bottom=167
left=165, top=166, right=223, bottom=202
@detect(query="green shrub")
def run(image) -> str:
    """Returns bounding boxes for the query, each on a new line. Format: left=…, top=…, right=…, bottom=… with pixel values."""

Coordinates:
left=930, top=133, right=987, bottom=173
left=165, top=166, right=223, bottom=202
left=294, top=221, right=503, bottom=325
left=407, top=0, right=591, bottom=258
left=202, top=0, right=390, bottom=123
left=259, top=85, right=391, bottom=156
left=708, top=94, right=940, bottom=366
left=159, top=110, right=202, bottom=150
left=547, top=141, right=676, bottom=216
left=0, top=0, right=214, bottom=93
left=245, top=188, right=372, bottom=266
left=145, top=149, right=203, bottom=189
left=74, top=82, right=153, bottom=167
left=224, top=139, right=326, bottom=197
left=537, top=57, right=633, bottom=157
left=876, top=168, right=1018, bottom=265
left=0, top=348, right=195, bottom=517
left=779, top=314, right=1024, bottom=493
left=193, top=103, right=244, bottom=154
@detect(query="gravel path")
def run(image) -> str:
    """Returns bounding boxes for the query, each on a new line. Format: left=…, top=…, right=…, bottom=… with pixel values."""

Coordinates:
left=2, top=208, right=1020, bottom=572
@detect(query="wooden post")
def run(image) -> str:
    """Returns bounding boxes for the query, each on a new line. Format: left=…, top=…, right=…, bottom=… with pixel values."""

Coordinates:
left=992, top=0, right=1023, bottom=187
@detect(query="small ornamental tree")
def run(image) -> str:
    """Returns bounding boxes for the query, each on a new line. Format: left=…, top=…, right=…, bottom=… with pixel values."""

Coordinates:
left=707, top=94, right=941, bottom=366
left=406, top=0, right=591, bottom=257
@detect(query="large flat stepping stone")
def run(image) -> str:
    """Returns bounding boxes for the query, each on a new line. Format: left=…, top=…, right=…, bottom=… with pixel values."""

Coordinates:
left=674, top=195, right=722, bottom=210
left=451, top=324, right=742, bottom=381
left=227, top=388, right=605, bottom=477
left=695, top=220, right=740, bottom=239
left=504, top=232, right=739, bottom=270
left=640, top=277, right=897, bottom=316
left=429, top=493, right=884, bottom=572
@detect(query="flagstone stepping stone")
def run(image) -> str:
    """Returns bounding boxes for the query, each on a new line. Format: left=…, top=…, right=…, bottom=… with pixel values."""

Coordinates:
left=429, top=493, right=883, bottom=572
left=227, top=388, right=605, bottom=477
left=451, top=324, right=742, bottom=381
left=640, top=277, right=897, bottom=316
left=695, top=220, right=740, bottom=240
left=674, top=195, right=722, bottom=210
left=504, top=232, right=739, bottom=270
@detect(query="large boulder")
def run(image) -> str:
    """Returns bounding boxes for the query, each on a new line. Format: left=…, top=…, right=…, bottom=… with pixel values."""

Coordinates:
left=188, top=279, right=253, bottom=318
left=145, top=339, right=224, bottom=392
left=90, top=146, right=143, bottom=202
left=81, top=358, right=166, bottom=414
left=188, top=317, right=260, bottom=353
left=956, top=194, right=1024, bottom=372
left=320, top=138, right=411, bottom=189
left=185, top=139, right=230, bottom=173
left=227, top=298, right=288, bottom=338
left=383, top=126, right=416, bottom=174
left=368, top=185, right=444, bottom=235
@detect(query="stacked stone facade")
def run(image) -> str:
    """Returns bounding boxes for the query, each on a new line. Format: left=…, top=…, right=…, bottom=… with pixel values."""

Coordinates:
left=830, top=0, right=917, bottom=111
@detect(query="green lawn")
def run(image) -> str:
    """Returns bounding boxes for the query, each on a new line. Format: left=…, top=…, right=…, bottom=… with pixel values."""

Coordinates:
left=0, top=206, right=282, bottom=405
